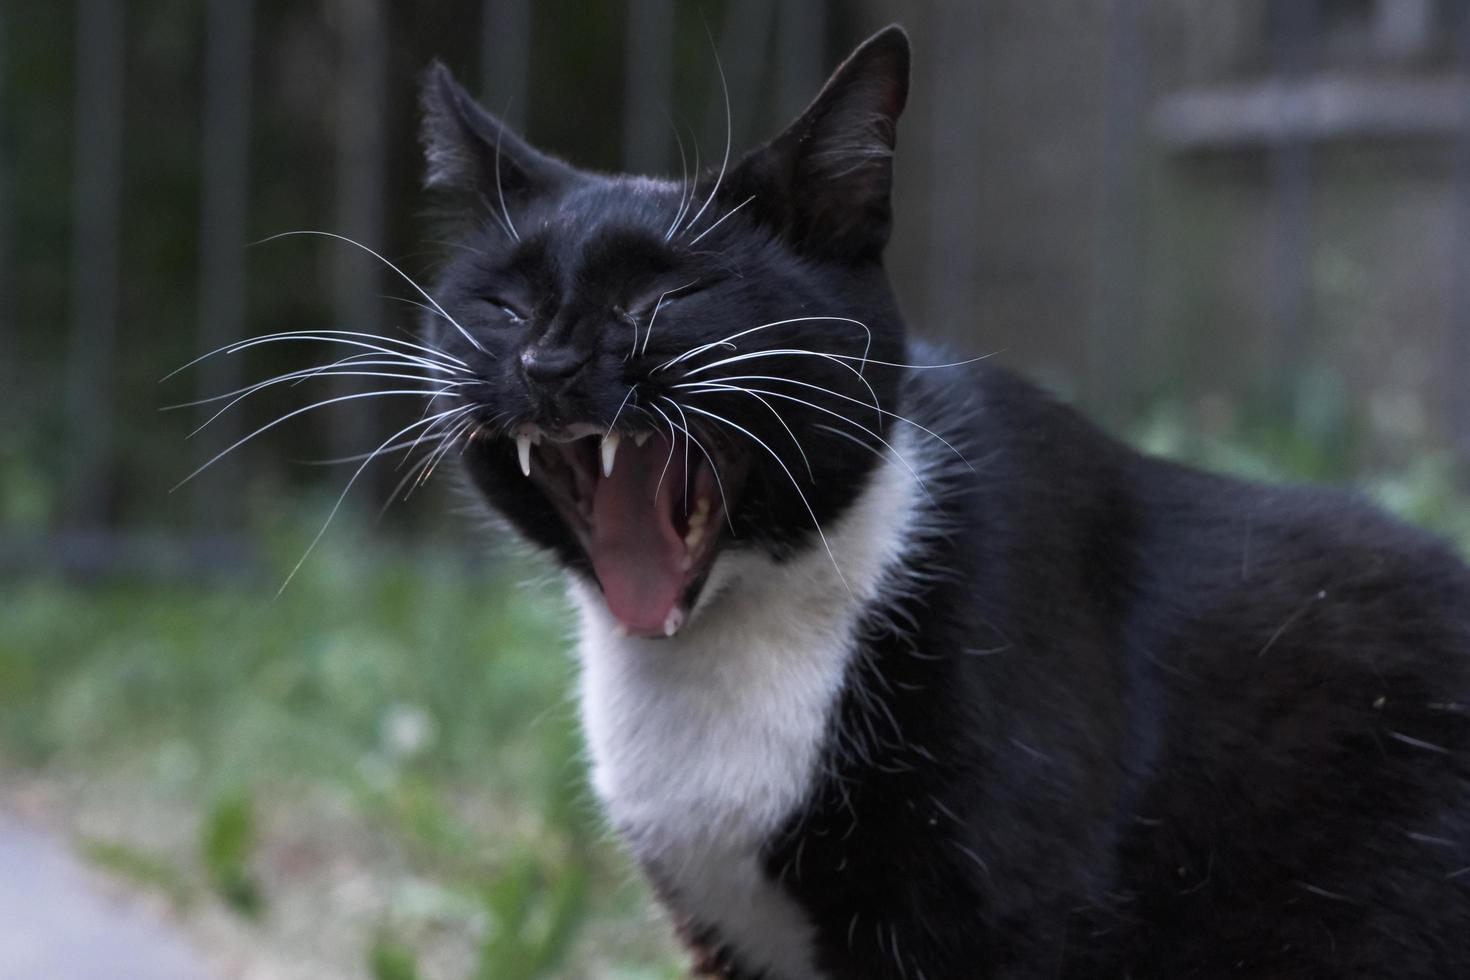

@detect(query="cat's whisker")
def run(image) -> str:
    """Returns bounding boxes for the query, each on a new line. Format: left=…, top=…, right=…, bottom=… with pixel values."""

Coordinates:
left=252, top=230, right=491, bottom=356
left=172, top=386, right=461, bottom=492
left=688, top=383, right=814, bottom=483
left=680, top=32, right=732, bottom=239
left=658, top=316, right=873, bottom=374
left=646, top=401, right=681, bottom=505
left=688, top=194, right=755, bottom=246
left=226, top=334, right=467, bottom=374
left=492, top=123, right=521, bottom=243
left=162, top=328, right=468, bottom=383
left=656, top=396, right=735, bottom=535
left=166, top=354, right=455, bottom=411
left=397, top=402, right=477, bottom=470
left=664, top=111, right=693, bottom=241
left=681, top=348, right=883, bottom=416
left=681, top=402, right=853, bottom=598
left=276, top=404, right=471, bottom=595
left=689, top=382, right=928, bottom=496
left=476, top=189, right=516, bottom=243
left=639, top=279, right=702, bottom=357
left=185, top=370, right=473, bottom=438
left=688, top=373, right=974, bottom=471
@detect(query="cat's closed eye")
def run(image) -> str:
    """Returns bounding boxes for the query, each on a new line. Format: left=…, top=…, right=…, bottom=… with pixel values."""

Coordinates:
left=482, top=297, right=528, bottom=323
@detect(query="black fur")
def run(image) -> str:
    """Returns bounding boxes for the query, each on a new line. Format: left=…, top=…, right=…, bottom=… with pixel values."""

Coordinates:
left=419, top=26, right=1470, bottom=980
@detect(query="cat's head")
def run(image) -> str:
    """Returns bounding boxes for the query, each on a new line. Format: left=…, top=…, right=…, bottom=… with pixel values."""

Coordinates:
left=419, top=27, right=911, bottom=637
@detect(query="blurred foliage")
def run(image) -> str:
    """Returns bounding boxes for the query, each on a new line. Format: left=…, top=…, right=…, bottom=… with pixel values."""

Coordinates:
left=0, top=525, right=679, bottom=976
left=203, top=792, right=263, bottom=917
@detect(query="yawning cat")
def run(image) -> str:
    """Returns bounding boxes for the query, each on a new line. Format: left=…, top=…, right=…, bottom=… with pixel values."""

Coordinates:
left=418, top=26, right=1470, bottom=979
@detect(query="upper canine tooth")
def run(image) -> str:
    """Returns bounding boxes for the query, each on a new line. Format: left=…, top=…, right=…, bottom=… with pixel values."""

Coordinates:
left=601, top=431, right=621, bottom=477
left=633, top=431, right=651, bottom=447
left=516, top=434, right=533, bottom=476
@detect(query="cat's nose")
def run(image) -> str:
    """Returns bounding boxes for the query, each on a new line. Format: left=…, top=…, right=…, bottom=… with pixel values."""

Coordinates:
left=519, top=343, right=589, bottom=383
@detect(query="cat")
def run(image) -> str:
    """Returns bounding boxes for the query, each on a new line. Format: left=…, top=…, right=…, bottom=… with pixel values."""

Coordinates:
left=417, top=25, right=1470, bottom=980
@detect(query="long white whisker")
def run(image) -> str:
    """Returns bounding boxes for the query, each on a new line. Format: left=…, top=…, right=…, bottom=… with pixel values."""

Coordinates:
left=665, top=112, right=692, bottom=240
left=657, top=396, right=734, bottom=534
left=162, top=328, right=467, bottom=382
left=276, top=406, right=469, bottom=595
left=688, top=383, right=813, bottom=482
left=685, top=373, right=973, bottom=471
left=681, top=348, right=882, bottom=416
left=688, top=194, right=754, bottom=246
left=681, top=34, right=731, bottom=238
left=493, top=122, right=520, bottom=243
left=646, top=402, right=680, bottom=504
left=639, top=279, right=702, bottom=358
left=167, top=356, right=458, bottom=411
left=687, top=383, right=929, bottom=497
left=172, top=387, right=459, bottom=491
left=658, top=316, right=872, bottom=374
left=185, top=371, right=472, bottom=438
left=253, top=231, right=490, bottom=356
left=681, top=403, right=852, bottom=598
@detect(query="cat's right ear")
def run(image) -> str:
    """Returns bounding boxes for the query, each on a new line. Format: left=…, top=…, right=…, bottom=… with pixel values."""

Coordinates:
left=420, top=61, right=575, bottom=201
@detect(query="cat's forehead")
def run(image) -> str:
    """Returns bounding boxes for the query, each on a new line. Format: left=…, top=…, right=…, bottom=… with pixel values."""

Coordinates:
left=542, top=174, right=686, bottom=240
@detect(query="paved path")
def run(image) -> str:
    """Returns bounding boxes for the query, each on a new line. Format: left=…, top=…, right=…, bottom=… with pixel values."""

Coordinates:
left=0, top=814, right=215, bottom=980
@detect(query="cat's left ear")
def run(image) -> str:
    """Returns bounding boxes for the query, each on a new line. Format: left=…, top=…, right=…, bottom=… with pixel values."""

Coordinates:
left=419, top=61, right=577, bottom=201
left=725, top=26, right=910, bottom=262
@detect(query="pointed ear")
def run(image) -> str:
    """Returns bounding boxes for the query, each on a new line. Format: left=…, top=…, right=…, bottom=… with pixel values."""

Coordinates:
left=419, top=61, right=575, bottom=202
left=729, top=26, right=910, bottom=261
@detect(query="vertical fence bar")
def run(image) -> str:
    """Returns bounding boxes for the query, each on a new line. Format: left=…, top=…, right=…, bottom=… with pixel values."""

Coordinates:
left=193, top=0, right=254, bottom=528
left=64, top=0, right=125, bottom=526
left=482, top=0, right=530, bottom=128
left=776, top=0, right=825, bottom=122
left=1268, top=0, right=1317, bottom=411
left=330, top=0, right=388, bottom=468
left=707, top=0, right=776, bottom=152
left=927, top=1, right=986, bottom=342
left=1087, top=0, right=1145, bottom=418
left=623, top=0, right=674, bottom=173
left=1451, top=8, right=1470, bottom=457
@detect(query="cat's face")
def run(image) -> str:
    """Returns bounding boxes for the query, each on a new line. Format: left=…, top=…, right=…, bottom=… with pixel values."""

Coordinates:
left=420, top=28, right=910, bottom=637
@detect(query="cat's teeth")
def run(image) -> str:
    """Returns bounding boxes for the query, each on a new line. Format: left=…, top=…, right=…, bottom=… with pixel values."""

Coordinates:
left=601, top=431, right=621, bottom=477
left=683, top=524, right=704, bottom=551
left=662, top=607, right=684, bottom=637
left=516, top=435, right=533, bottom=477
left=633, top=431, right=651, bottom=448
left=688, top=496, right=710, bottom=529
left=679, top=553, right=694, bottom=571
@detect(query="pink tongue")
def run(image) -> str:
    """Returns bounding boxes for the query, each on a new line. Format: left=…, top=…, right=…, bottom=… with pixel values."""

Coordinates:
left=590, top=435, right=687, bottom=633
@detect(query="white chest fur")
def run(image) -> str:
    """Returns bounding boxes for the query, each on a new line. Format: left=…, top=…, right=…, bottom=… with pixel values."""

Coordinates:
left=570, top=431, right=923, bottom=980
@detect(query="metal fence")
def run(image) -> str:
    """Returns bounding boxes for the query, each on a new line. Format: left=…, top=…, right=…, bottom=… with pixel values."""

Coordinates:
left=7, top=0, right=1470, bottom=567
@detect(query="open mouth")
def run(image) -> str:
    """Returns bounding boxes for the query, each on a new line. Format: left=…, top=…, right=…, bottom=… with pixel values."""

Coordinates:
left=511, top=422, right=736, bottom=638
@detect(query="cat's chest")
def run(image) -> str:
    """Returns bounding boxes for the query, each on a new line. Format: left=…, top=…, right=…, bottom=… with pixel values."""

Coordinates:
left=573, top=571, right=855, bottom=979
left=570, top=434, right=922, bottom=979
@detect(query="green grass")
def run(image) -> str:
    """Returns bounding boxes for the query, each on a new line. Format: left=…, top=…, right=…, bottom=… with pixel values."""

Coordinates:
left=0, top=530, right=679, bottom=978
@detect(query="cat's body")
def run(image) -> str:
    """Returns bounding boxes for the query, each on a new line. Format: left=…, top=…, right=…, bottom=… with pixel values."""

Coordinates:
left=413, top=26, right=1470, bottom=979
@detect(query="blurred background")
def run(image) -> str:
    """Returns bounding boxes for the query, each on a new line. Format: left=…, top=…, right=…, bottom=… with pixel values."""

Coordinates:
left=6, top=1, right=1470, bottom=978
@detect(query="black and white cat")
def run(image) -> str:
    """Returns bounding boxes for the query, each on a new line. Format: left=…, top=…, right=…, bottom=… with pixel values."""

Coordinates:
left=418, top=26, right=1470, bottom=980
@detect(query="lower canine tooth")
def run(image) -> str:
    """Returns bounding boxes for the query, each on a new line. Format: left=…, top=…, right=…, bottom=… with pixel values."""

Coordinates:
left=633, top=431, right=651, bottom=447
left=516, top=435, right=533, bottom=476
left=601, top=431, right=621, bottom=477
left=663, top=608, right=684, bottom=637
